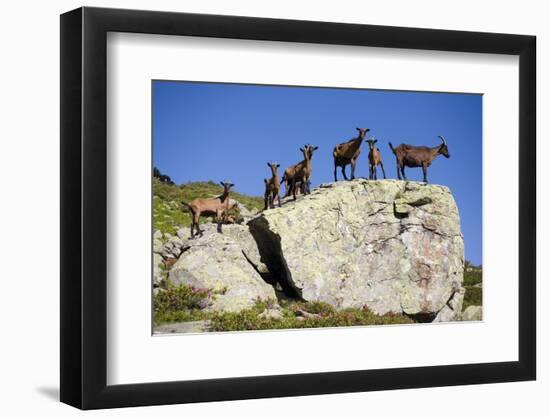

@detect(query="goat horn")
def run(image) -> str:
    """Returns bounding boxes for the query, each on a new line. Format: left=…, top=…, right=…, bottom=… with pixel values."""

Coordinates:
left=438, top=135, right=447, bottom=146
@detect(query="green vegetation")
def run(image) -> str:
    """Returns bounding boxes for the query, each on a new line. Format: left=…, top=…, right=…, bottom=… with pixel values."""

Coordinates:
left=153, top=178, right=264, bottom=234
left=154, top=265, right=484, bottom=330
left=463, top=265, right=482, bottom=287
left=209, top=300, right=414, bottom=332
left=462, top=287, right=482, bottom=311
left=153, top=283, right=414, bottom=331
left=463, top=264, right=482, bottom=311
left=154, top=282, right=211, bottom=311
left=153, top=282, right=213, bottom=325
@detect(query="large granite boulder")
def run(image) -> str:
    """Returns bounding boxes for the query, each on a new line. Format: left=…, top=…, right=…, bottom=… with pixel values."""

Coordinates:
left=249, top=179, right=464, bottom=321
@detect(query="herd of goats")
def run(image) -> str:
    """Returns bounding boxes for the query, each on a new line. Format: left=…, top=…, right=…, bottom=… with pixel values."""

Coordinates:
left=181, top=128, right=450, bottom=238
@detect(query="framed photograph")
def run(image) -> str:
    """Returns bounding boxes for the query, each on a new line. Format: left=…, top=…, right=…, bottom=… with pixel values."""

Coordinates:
left=60, top=6, right=536, bottom=409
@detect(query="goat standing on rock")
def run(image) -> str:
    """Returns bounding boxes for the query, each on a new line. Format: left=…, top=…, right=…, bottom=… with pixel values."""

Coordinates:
left=332, top=127, right=370, bottom=181
left=389, top=135, right=450, bottom=183
left=366, top=137, right=386, bottom=180
left=281, top=144, right=319, bottom=200
left=264, top=162, right=281, bottom=210
left=182, top=181, right=236, bottom=239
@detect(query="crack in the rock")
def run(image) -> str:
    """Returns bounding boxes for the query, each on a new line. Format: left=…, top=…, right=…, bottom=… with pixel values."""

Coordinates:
left=368, top=233, right=401, bottom=246
left=403, top=222, right=459, bottom=239
left=373, top=276, right=398, bottom=283
left=240, top=249, right=276, bottom=287
left=247, top=217, right=303, bottom=300
left=366, top=204, right=391, bottom=217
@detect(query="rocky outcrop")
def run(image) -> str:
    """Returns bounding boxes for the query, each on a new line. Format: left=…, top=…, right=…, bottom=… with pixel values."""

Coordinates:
left=249, top=179, right=464, bottom=320
left=155, top=179, right=466, bottom=322
left=152, top=198, right=262, bottom=287
left=168, top=224, right=276, bottom=312
left=153, top=230, right=190, bottom=286
left=433, top=287, right=465, bottom=322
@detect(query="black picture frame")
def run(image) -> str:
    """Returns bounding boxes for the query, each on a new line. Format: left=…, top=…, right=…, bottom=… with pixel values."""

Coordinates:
left=60, top=6, right=536, bottom=410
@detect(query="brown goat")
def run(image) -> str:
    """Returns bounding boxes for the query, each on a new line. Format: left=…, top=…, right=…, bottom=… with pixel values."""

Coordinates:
left=281, top=145, right=319, bottom=200
left=264, top=162, right=281, bottom=210
left=388, top=135, right=450, bottom=183
left=182, top=181, right=236, bottom=238
left=366, top=138, right=386, bottom=180
left=332, top=127, right=370, bottom=181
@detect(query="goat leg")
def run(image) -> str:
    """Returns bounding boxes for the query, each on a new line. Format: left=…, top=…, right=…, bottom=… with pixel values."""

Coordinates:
left=380, top=162, right=387, bottom=179
left=193, top=222, right=202, bottom=238
left=301, top=180, right=307, bottom=195
left=216, top=209, right=223, bottom=233
left=401, top=166, right=407, bottom=181
left=191, top=212, right=201, bottom=238
left=422, top=165, right=428, bottom=183
left=284, top=180, right=292, bottom=197
left=350, top=160, right=356, bottom=180
left=341, top=165, right=348, bottom=181
left=333, top=164, right=338, bottom=182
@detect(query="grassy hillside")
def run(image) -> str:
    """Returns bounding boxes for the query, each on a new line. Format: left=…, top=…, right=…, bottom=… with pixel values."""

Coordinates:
left=153, top=178, right=265, bottom=234
left=463, top=265, right=482, bottom=311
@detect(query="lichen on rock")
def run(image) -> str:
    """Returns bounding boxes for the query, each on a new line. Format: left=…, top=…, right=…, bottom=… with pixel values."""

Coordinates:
left=248, top=179, right=465, bottom=320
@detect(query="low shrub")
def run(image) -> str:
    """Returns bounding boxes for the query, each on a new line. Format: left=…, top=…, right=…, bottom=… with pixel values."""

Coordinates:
left=153, top=283, right=213, bottom=326
left=462, top=287, right=482, bottom=311
left=463, top=268, right=482, bottom=287
left=154, top=309, right=209, bottom=324
left=209, top=301, right=414, bottom=332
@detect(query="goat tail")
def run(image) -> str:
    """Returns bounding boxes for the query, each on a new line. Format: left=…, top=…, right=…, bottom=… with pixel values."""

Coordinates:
left=388, top=142, right=396, bottom=155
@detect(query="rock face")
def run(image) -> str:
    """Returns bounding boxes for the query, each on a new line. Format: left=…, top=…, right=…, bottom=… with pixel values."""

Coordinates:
left=153, top=229, right=191, bottom=286
left=249, top=179, right=464, bottom=320
left=168, top=224, right=276, bottom=312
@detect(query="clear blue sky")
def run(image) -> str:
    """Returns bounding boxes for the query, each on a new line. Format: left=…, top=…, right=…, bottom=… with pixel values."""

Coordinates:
left=153, top=81, right=482, bottom=265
